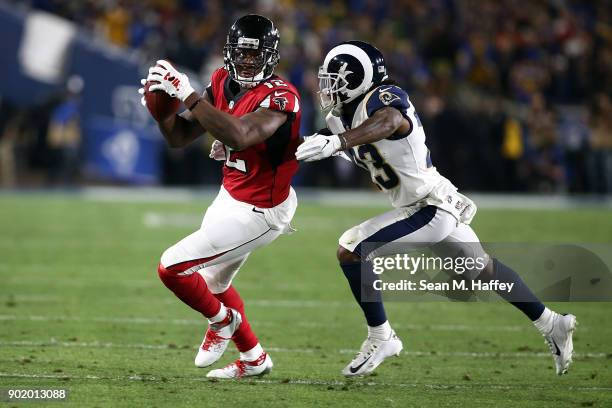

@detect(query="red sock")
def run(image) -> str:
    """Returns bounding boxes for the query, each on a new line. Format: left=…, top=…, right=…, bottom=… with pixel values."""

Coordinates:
left=214, top=285, right=258, bottom=352
left=158, top=263, right=221, bottom=319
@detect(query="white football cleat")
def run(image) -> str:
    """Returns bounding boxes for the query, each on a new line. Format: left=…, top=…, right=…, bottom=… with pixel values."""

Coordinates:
left=543, top=313, right=577, bottom=375
left=206, top=352, right=273, bottom=379
left=194, top=308, right=242, bottom=368
left=342, top=330, right=403, bottom=376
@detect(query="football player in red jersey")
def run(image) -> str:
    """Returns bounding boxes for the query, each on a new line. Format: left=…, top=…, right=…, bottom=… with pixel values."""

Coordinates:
left=138, top=15, right=301, bottom=379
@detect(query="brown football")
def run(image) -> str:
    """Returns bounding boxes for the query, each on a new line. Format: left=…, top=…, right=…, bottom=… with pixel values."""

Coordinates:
left=144, top=67, right=180, bottom=122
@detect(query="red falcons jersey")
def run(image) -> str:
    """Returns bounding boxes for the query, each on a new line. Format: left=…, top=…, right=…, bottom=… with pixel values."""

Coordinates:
left=207, top=68, right=301, bottom=208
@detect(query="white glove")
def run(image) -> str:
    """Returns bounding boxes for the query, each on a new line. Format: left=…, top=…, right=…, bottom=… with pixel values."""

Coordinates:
left=145, top=59, right=195, bottom=102
left=295, top=133, right=342, bottom=162
left=137, top=78, right=147, bottom=106
left=209, top=140, right=226, bottom=161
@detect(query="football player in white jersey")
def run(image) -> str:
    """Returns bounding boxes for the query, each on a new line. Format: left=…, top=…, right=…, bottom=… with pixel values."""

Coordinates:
left=296, top=41, right=576, bottom=377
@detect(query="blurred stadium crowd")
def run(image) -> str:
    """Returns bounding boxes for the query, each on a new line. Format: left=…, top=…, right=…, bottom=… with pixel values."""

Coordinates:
left=1, top=0, right=611, bottom=193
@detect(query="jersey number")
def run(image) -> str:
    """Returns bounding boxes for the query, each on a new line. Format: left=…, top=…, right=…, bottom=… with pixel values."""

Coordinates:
left=225, top=146, right=247, bottom=173
left=354, top=144, right=400, bottom=190
left=263, top=79, right=288, bottom=88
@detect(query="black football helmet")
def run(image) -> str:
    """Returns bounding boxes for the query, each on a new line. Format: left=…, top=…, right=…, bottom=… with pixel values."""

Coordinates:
left=224, top=14, right=280, bottom=88
left=318, top=40, right=388, bottom=112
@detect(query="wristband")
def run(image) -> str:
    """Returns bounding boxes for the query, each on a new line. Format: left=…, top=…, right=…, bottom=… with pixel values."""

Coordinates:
left=338, top=134, right=348, bottom=150
left=188, top=98, right=201, bottom=111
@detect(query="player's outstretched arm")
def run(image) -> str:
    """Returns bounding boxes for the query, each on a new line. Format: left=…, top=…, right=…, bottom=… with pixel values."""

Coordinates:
left=156, top=101, right=208, bottom=148
left=341, top=107, right=410, bottom=148
left=139, top=61, right=208, bottom=148
left=184, top=92, right=288, bottom=150
left=144, top=59, right=287, bottom=149
left=296, top=108, right=410, bottom=162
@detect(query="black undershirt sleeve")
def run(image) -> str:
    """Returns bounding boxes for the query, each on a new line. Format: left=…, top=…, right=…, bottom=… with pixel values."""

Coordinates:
left=265, top=113, right=295, bottom=167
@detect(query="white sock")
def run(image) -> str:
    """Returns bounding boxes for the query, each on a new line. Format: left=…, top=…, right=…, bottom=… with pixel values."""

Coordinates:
left=368, top=320, right=392, bottom=340
left=240, top=343, right=264, bottom=362
left=533, top=307, right=555, bottom=334
left=208, top=304, right=228, bottom=324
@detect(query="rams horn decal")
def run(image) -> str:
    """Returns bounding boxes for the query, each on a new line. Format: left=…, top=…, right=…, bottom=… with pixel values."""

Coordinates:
left=378, top=87, right=400, bottom=106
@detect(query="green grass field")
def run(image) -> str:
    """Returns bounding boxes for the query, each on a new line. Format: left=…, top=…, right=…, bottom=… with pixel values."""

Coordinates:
left=0, top=193, right=611, bottom=407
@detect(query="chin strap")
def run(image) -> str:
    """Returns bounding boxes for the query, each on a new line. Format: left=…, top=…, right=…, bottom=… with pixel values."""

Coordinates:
left=236, top=80, right=260, bottom=89
left=230, top=61, right=274, bottom=88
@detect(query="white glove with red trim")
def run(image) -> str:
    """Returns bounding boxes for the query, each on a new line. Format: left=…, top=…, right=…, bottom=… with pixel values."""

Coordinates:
left=146, top=59, right=195, bottom=102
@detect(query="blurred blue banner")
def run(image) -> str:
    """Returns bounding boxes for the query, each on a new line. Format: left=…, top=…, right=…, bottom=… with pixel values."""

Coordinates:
left=0, top=5, right=57, bottom=104
left=83, top=117, right=162, bottom=184
left=0, top=2, right=160, bottom=184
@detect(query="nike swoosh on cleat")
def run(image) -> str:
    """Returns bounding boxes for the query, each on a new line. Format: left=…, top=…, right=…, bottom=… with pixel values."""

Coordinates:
left=551, top=339, right=561, bottom=356
left=349, top=356, right=372, bottom=374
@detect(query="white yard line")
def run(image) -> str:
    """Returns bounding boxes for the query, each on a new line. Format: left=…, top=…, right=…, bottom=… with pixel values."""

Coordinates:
left=247, top=378, right=612, bottom=392
left=0, top=372, right=103, bottom=380
left=0, top=339, right=607, bottom=359
left=77, top=187, right=612, bottom=209
left=79, top=187, right=612, bottom=209
left=0, top=371, right=610, bottom=392
left=2, top=276, right=323, bottom=290
left=3, top=276, right=159, bottom=288
left=142, top=211, right=360, bottom=229
left=1, top=295, right=351, bottom=306
left=143, top=212, right=201, bottom=228
left=0, top=314, right=201, bottom=325
left=0, top=313, right=572, bottom=332
left=248, top=299, right=352, bottom=308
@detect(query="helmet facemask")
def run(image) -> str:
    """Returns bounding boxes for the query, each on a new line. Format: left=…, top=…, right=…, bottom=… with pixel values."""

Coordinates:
left=224, top=42, right=279, bottom=88
left=318, top=41, right=387, bottom=114
left=318, top=63, right=351, bottom=114
left=224, top=15, right=280, bottom=89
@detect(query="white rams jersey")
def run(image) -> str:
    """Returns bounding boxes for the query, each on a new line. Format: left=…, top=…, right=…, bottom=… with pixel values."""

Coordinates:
left=327, top=84, right=453, bottom=209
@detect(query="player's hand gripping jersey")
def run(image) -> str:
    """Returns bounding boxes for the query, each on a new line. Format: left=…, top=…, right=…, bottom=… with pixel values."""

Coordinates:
left=208, top=68, right=301, bottom=208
